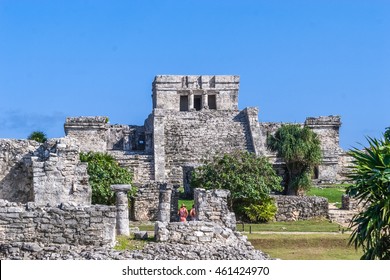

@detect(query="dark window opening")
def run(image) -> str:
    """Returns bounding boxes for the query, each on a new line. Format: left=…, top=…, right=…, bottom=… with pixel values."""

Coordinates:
left=180, top=95, right=189, bottom=111
left=194, top=95, right=202, bottom=111
left=208, top=95, right=216, bottom=109
left=312, top=166, right=319, bottom=179
left=137, top=134, right=145, bottom=150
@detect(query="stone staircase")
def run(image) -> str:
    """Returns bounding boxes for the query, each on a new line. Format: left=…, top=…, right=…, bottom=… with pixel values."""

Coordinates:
left=327, top=203, right=357, bottom=228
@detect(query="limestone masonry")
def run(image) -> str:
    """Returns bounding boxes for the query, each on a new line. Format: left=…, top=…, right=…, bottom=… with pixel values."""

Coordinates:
left=1, top=75, right=349, bottom=216
left=0, top=75, right=351, bottom=260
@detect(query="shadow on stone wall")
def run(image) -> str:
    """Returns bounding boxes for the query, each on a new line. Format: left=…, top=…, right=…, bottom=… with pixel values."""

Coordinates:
left=0, top=140, right=41, bottom=203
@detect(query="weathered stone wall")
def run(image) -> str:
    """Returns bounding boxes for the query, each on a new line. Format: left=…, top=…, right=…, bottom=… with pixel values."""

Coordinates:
left=0, top=199, right=116, bottom=248
left=131, top=182, right=159, bottom=221
left=32, top=138, right=91, bottom=206
left=107, top=124, right=130, bottom=151
left=305, top=116, right=341, bottom=153
left=0, top=138, right=90, bottom=206
left=0, top=140, right=41, bottom=203
left=341, top=194, right=367, bottom=212
left=194, top=188, right=236, bottom=230
left=107, top=125, right=146, bottom=152
left=259, top=116, right=344, bottom=183
left=131, top=182, right=178, bottom=221
left=155, top=221, right=242, bottom=244
left=337, top=153, right=354, bottom=182
left=64, top=116, right=108, bottom=152
left=158, top=110, right=254, bottom=184
left=152, top=187, right=267, bottom=260
left=109, top=151, right=154, bottom=185
left=272, top=195, right=328, bottom=221
left=305, top=116, right=342, bottom=183
left=152, top=75, right=239, bottom=111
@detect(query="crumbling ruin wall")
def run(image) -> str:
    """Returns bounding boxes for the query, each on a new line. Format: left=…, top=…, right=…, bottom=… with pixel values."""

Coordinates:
left=64, top=116, right=108, bottom=152
left=337, top=153, right=354, bottom=182
left=194, top=188, right=236, bottom=229
left=0, top=199, right=116, bottom=249
left=155, top=188, right=236, bottom=240
left=64, top=117, right=154, bottom=185
left=258, top=116, right=344, bottom=183
left=108, top=151, right=154, bottom=185
left=31, top=138, right=91, bottom=206
left=305, top=116, right=342, bottom=183
left=156, top=110, right=255, bottom=185
left=131, top=182, right=178, bottom=221
left=272, top=195, right=328, bottom=221
left=152, top=187, right=266, bottom=259
left=0, top=138, right=91, bottom=206
left=0, top=140, right=41, bottom=203
left=155, top=221, right=247, bottom=244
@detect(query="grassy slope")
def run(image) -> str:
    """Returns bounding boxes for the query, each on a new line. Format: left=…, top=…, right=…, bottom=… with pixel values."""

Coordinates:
left=237, top=219, right=347, bottom=232
left=248, top=233, right=361, bottom=260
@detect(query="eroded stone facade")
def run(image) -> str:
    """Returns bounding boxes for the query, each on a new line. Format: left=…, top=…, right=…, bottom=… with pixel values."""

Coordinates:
left=0, top=138, right=90, bottom=206
left=0, top=75, right=349, bottom=214
left=61, top=75, right=347, bottom=188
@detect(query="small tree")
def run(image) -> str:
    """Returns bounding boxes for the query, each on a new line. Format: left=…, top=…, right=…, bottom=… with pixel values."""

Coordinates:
left=191, top=151, right=282, bottom=222
left=347, top=134, right=390, bottom=259
left=267, top=124, right=322, bottom=195
left=27, top=131, right=47, bottom=143
left=80, top=152, right=136, bottom=205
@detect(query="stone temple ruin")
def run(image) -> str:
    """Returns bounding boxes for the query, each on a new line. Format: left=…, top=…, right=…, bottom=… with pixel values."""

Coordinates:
left=0, top=75, right=353, bottom=259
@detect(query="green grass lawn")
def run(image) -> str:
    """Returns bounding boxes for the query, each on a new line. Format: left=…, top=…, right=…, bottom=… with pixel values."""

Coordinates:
left=248, top=233, right=361, bottom=260
left=237, top=219, right=348, bottom=233
left=307, top=185, right=347, bottom=207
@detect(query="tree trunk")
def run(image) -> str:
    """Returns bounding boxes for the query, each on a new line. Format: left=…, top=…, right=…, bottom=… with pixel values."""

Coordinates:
left=286, top=166, right=300, bottom=196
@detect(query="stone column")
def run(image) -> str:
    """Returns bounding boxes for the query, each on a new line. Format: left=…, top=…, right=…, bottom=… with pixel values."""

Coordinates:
left=111, top=184, right=132, bottom=236
left=202, top=91, right=209, bottom=109
left=153, top=111, right=166, bottom=181
left=157, top=183, right=172, bottom=223
left=123, top=129, right=131, bottom=151
left=188, top=91, right=195, bottom=111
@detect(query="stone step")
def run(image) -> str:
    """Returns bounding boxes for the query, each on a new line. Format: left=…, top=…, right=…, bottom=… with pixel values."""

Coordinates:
left=328, top=209, right=356, bottom=226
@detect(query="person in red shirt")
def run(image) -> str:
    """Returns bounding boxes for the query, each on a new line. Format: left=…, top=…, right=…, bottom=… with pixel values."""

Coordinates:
left=178, top=204, right=188, bottom=222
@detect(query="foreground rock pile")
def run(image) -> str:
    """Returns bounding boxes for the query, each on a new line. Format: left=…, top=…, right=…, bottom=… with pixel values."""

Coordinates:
left=0, top=240, right=270, bottom=260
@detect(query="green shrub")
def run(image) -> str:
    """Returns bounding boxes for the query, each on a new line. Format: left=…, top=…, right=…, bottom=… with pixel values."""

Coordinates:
left=242, top=197, right=277, bottom=223
left=80, top=152, right=136, bottom=205
left=27, top=131, right=47, bottom=143
left=191, top=150, right=282, bottom=222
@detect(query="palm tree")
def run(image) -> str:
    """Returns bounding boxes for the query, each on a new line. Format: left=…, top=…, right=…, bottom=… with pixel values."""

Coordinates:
left=347, top=135, right=390, bottom=259
left=267, top=124, right=322, bottom=195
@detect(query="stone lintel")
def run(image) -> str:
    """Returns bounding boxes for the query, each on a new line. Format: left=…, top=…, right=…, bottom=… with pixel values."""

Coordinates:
left=110, top=184, right=132, bottom=192
left=304, top=116, right=341, bottom=127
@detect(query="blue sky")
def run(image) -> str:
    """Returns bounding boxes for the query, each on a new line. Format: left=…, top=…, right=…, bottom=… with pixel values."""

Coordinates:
left=0, top=0, right=389, bottom=150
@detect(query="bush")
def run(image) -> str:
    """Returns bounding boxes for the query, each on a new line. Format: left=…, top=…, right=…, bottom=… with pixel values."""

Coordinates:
left=80, top=152, right=136, bottom=205
left=242, top=197, right=277, bottom=223
left=27, top=131, right=47, bottom=143
left=191, top=150, right=282, bottom=222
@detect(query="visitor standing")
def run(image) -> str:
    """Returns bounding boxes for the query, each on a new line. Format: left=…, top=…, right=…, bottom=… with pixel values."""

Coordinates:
left=178, top=204, right=188, bottom=222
